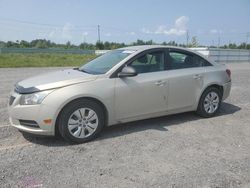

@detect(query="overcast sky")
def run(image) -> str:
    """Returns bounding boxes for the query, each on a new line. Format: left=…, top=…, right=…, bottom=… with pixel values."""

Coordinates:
left=0, top=0, right=249, bottom=45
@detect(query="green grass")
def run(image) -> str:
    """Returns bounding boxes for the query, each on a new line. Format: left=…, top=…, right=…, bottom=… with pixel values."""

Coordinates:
left=0, top=53, right=97, bottom=68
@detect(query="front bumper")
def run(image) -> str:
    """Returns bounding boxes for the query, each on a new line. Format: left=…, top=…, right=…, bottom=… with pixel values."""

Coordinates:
left=8, top=92, right=56, bottom=136
left=222, top=81, right=231, bottom=101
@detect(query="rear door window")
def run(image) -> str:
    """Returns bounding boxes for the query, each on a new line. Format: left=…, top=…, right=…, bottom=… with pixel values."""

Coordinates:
left=168, top=50, right=211, bottom=70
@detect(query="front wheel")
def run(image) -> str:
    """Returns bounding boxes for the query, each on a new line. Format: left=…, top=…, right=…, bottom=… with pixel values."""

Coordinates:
left=58, top=99, right=105, bottom=143
left=196, top=87, right=222, bottom=118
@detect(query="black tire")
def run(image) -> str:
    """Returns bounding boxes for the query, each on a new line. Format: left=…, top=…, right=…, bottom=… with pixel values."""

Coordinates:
left=196, top=87, right=222, bottom=118
left=58, top=99, right=105, bottom=143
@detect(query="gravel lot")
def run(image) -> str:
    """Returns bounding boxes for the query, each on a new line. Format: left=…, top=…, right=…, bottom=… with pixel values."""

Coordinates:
left=0, top=64, right=250, bottom=188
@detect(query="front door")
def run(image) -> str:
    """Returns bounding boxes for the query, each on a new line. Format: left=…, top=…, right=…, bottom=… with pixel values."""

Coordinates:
left=114, top=50, right=168, bottom=121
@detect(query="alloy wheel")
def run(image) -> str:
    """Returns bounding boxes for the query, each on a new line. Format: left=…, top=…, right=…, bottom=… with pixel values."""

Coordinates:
left=203, top=91, right=220, bottom=114
left=67, top=108, right=98, bottom=138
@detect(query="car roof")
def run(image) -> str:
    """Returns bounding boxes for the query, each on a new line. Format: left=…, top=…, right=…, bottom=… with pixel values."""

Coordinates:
left=119, top=45, right=213, bottom=64
left=119, top=45, right=197, bottom=53
left=119, top=45, right=166, bottom=51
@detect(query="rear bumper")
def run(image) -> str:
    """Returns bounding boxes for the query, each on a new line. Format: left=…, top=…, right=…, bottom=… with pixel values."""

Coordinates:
left=222, top=81, right=231, bottom=101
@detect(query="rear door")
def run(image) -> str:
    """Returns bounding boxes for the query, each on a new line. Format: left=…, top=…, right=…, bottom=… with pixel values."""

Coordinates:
left=166, top=49, right=206, bottom=110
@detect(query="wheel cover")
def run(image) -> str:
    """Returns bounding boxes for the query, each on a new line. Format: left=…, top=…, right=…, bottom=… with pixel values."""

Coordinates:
left=67, top=108, right=99, bottom=138
left=203, top=91, right=220, bottom=114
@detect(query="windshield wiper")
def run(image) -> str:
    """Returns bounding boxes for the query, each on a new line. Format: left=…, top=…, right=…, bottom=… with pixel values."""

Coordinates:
left=74, top=67, right=92, bottom=74
left=73, top=67, right=101, bottom=75
left=81, top=69, right=90, bottom=74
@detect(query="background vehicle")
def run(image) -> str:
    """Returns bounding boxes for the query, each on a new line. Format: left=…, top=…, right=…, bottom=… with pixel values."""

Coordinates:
left=8, top=46, right=231, bottom=143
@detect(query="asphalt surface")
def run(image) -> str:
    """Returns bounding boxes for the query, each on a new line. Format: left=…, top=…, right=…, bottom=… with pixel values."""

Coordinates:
left=0, top=64, right=250, bottom=188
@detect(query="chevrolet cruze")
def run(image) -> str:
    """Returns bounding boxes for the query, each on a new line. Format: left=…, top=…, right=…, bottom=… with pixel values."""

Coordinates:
left=8, top=46, right=231, bottom=143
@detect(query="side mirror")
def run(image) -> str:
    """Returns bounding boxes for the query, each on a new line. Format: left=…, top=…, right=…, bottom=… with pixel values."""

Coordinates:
left=118, top=66, right=138, bottom=78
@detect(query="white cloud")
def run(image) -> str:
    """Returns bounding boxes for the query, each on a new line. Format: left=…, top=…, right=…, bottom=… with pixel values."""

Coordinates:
left=48, top=30, right=56, bottom=38
left=210, top=29, right=218, bottom=34
left=210, top=29, right=222, bottom=34
left=81, top=32, right=88, bottom=42
left=175, top=16, right=189, bottom=30
left=142, top=16, right=189, bottom=36
left=105, top=33, right=111, bottom=37
left=62, top=23, right=74, bottom=40
left=142, top=28, right=153, bottom=34
left=45, top=24, right=73, bottom=42
left=82, top=32, right=88, bottom=37
left=37, top=32, right=46, bottom=38
left=127, top=31, right=136, bottom=35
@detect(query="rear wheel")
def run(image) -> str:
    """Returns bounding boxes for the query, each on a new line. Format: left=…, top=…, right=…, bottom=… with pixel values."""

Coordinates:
left=196, top=87, right=222, bottom=118
left=58, top=99, right=105, bottom=143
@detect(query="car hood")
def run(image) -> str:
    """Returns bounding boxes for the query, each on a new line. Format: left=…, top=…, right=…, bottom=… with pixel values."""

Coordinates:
left=15, top=69, right=98, bottom=94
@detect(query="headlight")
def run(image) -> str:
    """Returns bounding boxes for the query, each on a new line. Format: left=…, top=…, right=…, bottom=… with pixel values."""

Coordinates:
left=20, top=90, right=53, bottom=105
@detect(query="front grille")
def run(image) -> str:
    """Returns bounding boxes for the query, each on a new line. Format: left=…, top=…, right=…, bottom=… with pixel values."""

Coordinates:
left=19, top=120, right=40, bottom=128
left=9, top=96, right=15, bottom=106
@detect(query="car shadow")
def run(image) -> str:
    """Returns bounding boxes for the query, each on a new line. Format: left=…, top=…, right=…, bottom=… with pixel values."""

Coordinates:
left=22, top=102, right=241, bottom=147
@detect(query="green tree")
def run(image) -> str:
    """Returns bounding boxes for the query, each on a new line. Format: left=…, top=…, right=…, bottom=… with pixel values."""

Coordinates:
left=0, top=41, right=5, bottom=48
left=20, top=40, right=30, bottom=48
left=228, top=43, right=237, bottom=49
left=35, top=40, right=47, bottom=48
left=96, top=41, right=104, bottom=50
left=190, top=36, right=199, bottom=47
left=65, top=41, right=71, bottom=49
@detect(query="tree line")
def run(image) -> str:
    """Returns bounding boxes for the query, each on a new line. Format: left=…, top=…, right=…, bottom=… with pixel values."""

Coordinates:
left=0, top=39, right=249, bottom=50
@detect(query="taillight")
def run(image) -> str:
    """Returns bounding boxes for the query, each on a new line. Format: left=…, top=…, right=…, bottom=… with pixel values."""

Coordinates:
left=226, top=69, right=231, bottom=79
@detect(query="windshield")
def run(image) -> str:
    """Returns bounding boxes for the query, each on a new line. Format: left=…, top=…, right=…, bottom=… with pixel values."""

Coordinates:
left=79, top=50, right=135, bottom=74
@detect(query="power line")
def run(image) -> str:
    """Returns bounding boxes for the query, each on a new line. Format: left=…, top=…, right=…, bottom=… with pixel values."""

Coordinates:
left=0, top=17, right=133, bottom=34
left=0, top=17, right=96, bottom=30
left=101, top=26, right=132, bottom=33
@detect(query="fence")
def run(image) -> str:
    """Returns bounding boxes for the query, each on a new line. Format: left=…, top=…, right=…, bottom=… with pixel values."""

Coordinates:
left=190, top=48, right=250, bottom=63
left=1, top=47, right=250, bottom=63
left=0, top=48, right=95, bottom=54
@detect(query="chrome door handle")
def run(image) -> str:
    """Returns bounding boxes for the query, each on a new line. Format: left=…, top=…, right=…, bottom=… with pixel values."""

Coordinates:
left=193, top=74, right=202, bottom=80
left=155, top=80, right=166, bottom=86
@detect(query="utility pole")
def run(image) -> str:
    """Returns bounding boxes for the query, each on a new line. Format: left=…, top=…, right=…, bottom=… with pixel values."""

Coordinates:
left=97, top=25, right=101, bottom=43
left=83, top=35, right=86, bottom=49
left=246, top=32, right=250, bottom=49
left=84, top=35, right=86, bottom=44
left=186, top=30, right=189, bottom=47
left=217, top=36, right=221, bottom=48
